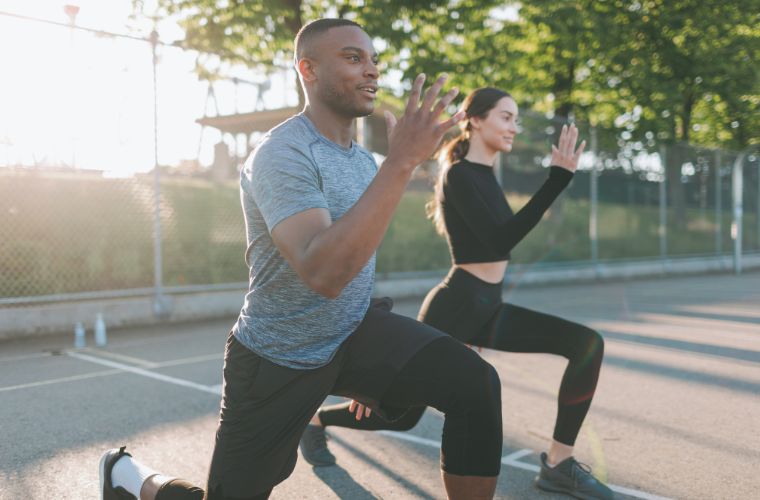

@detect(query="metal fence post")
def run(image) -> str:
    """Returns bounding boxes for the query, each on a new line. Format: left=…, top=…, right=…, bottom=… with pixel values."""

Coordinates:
left=150, top=30, right=169, bottom=317
left=715, top=150, right=722, bottom=255
left=495, top=151, right=504, bottom=186
left=659, top=144, right=668, bottom=261
left=732, top=153, right=744, bottom=274
left=589, top=127, right=599, bottom=269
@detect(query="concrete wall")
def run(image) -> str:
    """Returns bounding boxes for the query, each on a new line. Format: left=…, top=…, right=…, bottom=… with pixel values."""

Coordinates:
left=2, top=253, right=759, bottom=340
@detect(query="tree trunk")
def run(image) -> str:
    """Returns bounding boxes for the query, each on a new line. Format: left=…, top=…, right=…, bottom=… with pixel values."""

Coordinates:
left=669, top=92, right=696, bottom=225
left=546, top=61, right=576, bottom=245
left=284, top=0, right=305, bottom=108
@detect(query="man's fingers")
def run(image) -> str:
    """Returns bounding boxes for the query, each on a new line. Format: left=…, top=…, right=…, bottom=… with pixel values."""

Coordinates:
left=349, top=400, right=357, bottom=413
left=436, top=109, right=466, bottom=133
left=421, top=74, right=448, bottom=112
left=384, top=110, right=397, bottom=138
left=432, top=87, right=459, bottom=118
left=405, top=74, right=426, bottom=114
left=365, top=407, right=371, bottom=418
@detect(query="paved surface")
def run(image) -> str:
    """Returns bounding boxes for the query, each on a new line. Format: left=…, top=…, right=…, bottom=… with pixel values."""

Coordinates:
left=1, top=272, right=759, bottom=499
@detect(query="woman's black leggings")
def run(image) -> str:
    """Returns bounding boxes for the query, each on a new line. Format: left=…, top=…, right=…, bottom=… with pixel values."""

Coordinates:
left=320, top=267, right=604, bottom=446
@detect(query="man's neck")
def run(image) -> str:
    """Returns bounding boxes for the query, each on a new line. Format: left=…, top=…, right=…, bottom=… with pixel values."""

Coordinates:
left=303, top=102, right=355, bottom=148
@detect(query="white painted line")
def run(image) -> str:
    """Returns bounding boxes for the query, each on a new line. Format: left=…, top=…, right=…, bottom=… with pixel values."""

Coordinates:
left=60, top=351, right=672, bottom=500
left=377, top=432, right=672, bottom=500
left=502, top=457, right=539, bottom=473
left=67, top=351, right=220, bottom=395
left=502, top=448, right=534, bottom=462
left=377, top=430, right=441, bottom=448
left=82, top=348, right=158, bottom=368
left=607, top=485, right=672, bottom=500
left=0, top=369, right=121, bottom=393
left=0, top=351, right=221, bottom=394
left=155, top=353, right=222, bottom=368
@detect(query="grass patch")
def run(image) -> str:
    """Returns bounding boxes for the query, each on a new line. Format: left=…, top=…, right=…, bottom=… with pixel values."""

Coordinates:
left=1, top=173, right=753, bottom=298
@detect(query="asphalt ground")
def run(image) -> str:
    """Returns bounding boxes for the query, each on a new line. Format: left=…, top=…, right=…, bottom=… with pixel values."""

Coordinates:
left=1, top=272, right=759, bottom=499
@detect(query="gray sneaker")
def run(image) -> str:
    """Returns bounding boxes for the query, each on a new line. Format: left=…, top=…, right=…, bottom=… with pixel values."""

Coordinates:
left=299, top=424, right=336, bottom=467
left=535, top=452, right=614, bottom=500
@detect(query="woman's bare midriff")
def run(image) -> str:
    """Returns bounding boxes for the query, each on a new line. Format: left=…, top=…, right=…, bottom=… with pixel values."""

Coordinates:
left=456, top=260, right=509, bottom=284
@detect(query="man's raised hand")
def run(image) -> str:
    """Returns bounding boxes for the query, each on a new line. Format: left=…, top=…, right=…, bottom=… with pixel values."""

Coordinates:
left=383, top=74, right=465, bottom=172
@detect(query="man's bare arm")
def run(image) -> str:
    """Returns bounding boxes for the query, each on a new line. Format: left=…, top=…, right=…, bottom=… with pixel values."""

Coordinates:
left=272, top=74, right=463, bottom=298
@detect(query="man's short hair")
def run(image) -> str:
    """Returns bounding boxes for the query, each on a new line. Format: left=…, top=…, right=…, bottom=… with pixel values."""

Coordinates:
left=294, top=18, right=363, bottom=62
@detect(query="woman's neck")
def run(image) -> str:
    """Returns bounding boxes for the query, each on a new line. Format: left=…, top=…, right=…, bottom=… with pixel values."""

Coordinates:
left=463, top=135, right=498, bottom=166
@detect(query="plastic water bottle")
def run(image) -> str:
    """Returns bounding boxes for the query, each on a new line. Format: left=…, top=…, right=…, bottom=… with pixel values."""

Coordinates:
left=94, top=313, right=107, bottom=347
left=74, top=322, right=86, bottom=348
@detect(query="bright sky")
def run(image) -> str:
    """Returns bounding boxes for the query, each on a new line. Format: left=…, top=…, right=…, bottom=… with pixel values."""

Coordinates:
left=0, top=0, right=299, bottom=176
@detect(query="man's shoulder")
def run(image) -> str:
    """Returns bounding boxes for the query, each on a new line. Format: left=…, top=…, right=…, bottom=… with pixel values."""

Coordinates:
left=259, top=114, right=316, bottom=152
left=247, top=115, right=318, bottom=169
left=354, top=143, right=378, bottom=166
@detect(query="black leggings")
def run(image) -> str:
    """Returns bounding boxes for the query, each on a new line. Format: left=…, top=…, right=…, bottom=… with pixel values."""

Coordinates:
left=320, top=267, right=604, bottom=446
left=155, top=312, right=502, bottom=499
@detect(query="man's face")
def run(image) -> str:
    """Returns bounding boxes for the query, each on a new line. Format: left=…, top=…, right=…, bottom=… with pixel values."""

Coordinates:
left=306, top=26, right=380, bottom=118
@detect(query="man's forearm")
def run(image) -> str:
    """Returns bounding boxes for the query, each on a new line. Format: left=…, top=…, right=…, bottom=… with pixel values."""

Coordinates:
left=301, top=161, right=413, bottom=297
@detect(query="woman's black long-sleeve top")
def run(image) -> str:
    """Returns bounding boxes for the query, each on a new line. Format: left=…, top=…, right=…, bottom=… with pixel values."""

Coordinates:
left=441, top=159, right=574, bottom=264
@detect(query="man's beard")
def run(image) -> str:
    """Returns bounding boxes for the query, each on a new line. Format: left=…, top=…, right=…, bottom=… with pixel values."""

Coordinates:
left=321, top=82, right=373, bottom=118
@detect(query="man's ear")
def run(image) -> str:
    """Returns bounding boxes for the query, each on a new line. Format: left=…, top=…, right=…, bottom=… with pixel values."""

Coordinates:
left=297, top=58, right=317, bottom=83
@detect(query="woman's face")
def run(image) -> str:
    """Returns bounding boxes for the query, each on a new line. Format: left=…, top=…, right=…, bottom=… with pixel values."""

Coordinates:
left=471, top=96, right=519, bottom=153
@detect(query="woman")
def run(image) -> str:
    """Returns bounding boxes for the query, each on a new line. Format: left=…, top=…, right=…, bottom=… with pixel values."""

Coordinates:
left=301, top=88, right=613, bottom=500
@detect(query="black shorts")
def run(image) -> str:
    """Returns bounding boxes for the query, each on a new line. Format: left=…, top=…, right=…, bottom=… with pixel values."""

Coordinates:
left=205, top=298, right=444, bottom=498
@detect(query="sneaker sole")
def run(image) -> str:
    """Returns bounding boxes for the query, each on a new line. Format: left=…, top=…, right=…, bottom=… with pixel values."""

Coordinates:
left=535, top=476, right=602, bottom=500
left=98, top=449, right=110, bottom=500
left=299, top=449, right=336, bottom=467
left=99, top=448, right=122, bottom=500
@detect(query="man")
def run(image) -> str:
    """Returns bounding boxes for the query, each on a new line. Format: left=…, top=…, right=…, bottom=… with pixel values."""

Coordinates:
left=100, top=18, right=502, bottom=500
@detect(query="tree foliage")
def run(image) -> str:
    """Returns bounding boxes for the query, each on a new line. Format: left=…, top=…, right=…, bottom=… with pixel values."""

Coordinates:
left=145, top=0, right=758, bottom=150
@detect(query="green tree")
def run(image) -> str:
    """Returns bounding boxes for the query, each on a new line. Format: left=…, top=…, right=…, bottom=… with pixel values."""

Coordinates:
left=144, top=0, right=501, bottom=106
left=597, top=0, right=759, bottom=220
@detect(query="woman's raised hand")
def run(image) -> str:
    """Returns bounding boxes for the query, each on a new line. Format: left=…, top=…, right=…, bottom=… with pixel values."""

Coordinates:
left=550, top=123, right=586, bottom=173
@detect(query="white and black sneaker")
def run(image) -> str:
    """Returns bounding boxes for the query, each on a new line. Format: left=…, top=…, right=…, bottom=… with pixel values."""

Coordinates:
left=99, top=446, right=136, bottom=500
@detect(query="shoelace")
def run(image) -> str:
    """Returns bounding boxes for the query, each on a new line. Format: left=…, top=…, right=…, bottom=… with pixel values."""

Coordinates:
left=569, top=459, right=594, bottom=487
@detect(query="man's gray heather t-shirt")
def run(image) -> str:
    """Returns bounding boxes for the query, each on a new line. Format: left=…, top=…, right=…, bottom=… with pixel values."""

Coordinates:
left=233, top=113, right=378, bottom=369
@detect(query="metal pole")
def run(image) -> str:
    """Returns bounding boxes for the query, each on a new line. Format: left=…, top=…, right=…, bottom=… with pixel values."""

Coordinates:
left=732, top=153, right=744, bottom=274
left=356, top=116, right=368, bottom=149
left=590, top=127, right=599, bottom=266
left=64, top=4, right=79, bottom=168
left=659, top=144, right=668, bottom=261
left=714, top=150, right=722, bottom=255
left=150, top=30, right=168, bottom=317
left=495, top=151, right=504, bottom=185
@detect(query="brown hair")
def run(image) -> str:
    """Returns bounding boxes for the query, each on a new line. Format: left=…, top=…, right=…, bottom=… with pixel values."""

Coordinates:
left=426, top=87, right=512, bottom=235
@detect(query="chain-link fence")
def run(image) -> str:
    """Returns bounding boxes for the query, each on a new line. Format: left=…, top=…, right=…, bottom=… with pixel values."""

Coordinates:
left=1, top=12, right=757, bottom=308
left=376, top=111, right=759, bottom=276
